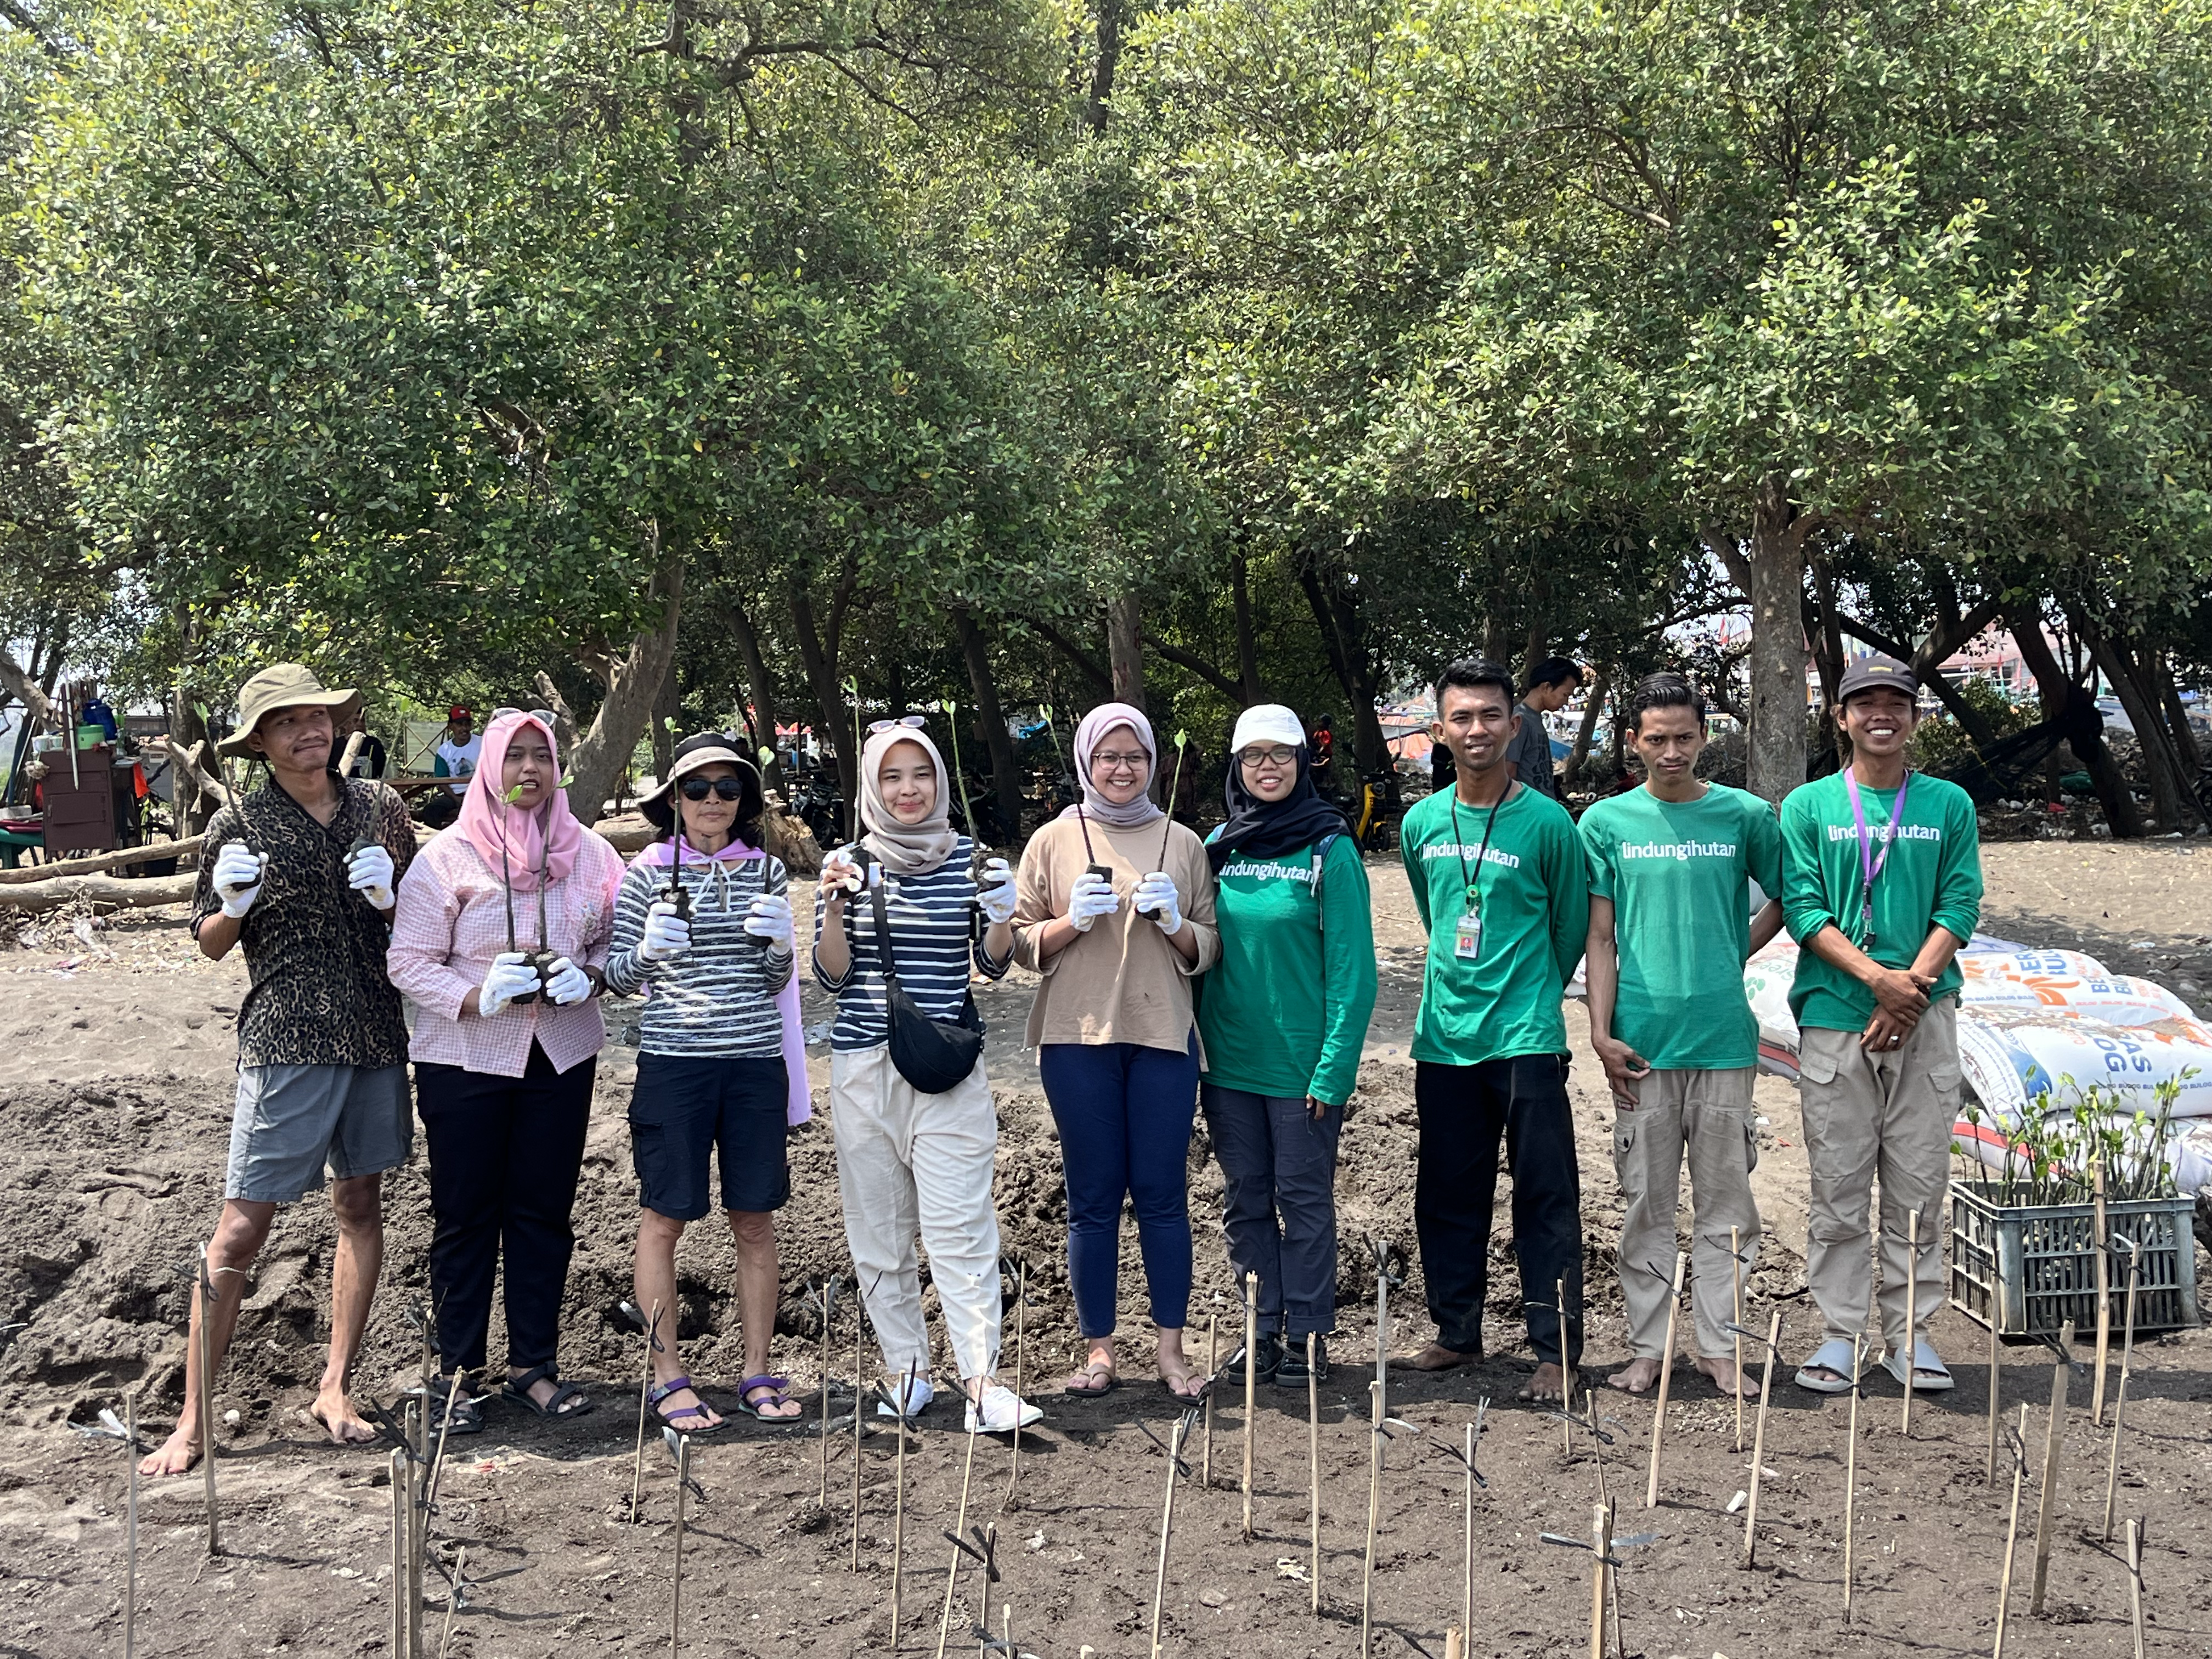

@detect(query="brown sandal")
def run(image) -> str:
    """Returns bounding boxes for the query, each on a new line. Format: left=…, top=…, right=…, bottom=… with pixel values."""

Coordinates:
left=1063, top=1359, right=1118, bottom=1397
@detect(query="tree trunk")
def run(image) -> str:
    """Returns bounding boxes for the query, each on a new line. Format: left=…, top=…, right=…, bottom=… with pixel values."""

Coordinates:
left=2007, top=602, right=2142, bottom=838
left=1568, top=663, right=1609, bottom=776
left=2154, top=651, right=2202, bottom=775
left=563, top=551, right=684, bottom=824
left=1805, top=551, right=1847, bottom=774
left=1706, top=484, right=1818, bottom=806
left=2080, top=622, right=2203, bottom=833
left=1085, top=0, right=1122, bottom=131
left=1522, top=619, right=1547, bottom=691
left=1106, top=592, right=1147, bottom=714
left=1480, top=601, right=1509, bottom=670
left=722, top=597, right=782, bottom=792
left=650, top=654, right=681, bottom=782
left=1296, top=565, right=1390, bottom=778
left=953, top=606, right=1024, bottom=842
left=788, top=564, right=860, bottom=837
left=1229, top=544, right=1262, bottom=704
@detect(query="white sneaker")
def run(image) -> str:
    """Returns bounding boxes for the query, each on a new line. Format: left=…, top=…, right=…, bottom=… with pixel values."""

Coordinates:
left=965, top=1384, right=1044, bottom=1434
left=877, top=1374, right=935, bottom=1419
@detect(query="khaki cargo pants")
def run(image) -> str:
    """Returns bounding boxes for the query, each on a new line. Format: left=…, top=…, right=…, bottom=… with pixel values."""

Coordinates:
left=1611, top=1066, right=1761, bottom=1359
left=1796, top=997, right=1960, bottom=1348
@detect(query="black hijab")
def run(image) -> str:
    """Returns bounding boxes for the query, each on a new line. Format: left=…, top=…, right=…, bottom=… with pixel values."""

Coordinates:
left=1207, top=742, right=1351, bottom=873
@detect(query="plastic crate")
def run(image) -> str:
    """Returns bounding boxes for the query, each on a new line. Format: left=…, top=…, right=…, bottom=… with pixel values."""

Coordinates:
left=1949, top=1180, right=2202, bottom=1338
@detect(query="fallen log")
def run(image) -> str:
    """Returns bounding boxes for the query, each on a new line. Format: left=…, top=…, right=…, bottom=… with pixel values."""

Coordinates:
left=0, top=837, right=203, bottom=885
left=0, top=870, right=198, bottom=914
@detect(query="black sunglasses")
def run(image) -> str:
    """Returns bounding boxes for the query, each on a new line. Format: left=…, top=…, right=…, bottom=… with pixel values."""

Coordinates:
left=679, top=777, right=749, bottom=802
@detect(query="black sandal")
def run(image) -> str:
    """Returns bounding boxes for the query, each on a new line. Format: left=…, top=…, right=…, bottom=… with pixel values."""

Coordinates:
left=503, top=1363, right=594, bottom=1419
left=421, top=1375, right=483, bottom=1436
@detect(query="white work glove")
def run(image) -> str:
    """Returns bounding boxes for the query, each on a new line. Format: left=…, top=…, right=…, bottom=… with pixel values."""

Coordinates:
left=477, top=952, right=541, bottom=1018
left=639, top=899, right=691, bottom=963
left=543, top=955, right=592, bottom=1006
left=1066, top=870, right=1120, bottom=933
left=345, top=842, right=395, bottom=909
left=1134, top=871, right=1183, bottom=934
left=744, top=892, right=796, bottom=952
left=820, top=848, right=864, bottom=899
left=974, top=857, right=1017, bottom=925
left=213, top=841, right=266, bottom=919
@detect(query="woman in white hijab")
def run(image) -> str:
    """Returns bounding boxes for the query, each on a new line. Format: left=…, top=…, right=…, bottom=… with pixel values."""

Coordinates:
left=812, top=718, right=1042, bottom=1432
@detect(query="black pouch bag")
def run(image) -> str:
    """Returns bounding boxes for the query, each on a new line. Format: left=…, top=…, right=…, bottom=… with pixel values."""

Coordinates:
left=870, top=874, right=984, bottom=1093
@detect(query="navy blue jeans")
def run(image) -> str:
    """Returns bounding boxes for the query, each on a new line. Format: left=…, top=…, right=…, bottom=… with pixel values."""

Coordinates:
left=1201, top=1084, right=1341, bottom=1338
left=1040, top=1036, right=1201, bottom=1338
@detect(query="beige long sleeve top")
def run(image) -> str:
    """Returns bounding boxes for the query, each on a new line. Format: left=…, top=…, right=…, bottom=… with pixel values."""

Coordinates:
left=1012, top=815, right=1221, bottom=1053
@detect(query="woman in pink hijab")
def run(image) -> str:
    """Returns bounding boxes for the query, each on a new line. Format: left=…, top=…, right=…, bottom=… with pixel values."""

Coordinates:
left=388, top=710, right=625, bottom=1430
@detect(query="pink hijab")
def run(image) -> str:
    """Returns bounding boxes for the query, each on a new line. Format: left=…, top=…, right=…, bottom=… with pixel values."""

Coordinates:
left=457, top=711, right=586, bottom=891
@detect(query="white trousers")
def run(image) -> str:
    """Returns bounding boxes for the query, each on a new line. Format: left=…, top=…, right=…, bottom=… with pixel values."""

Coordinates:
left=1611, top=1066, right=1762, bottom=1359
left=830, top=1044, right=1004, bottom=1384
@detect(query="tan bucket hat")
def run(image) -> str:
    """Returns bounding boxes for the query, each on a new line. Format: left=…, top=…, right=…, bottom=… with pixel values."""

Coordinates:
left=219, top=663, right=363, bottom=755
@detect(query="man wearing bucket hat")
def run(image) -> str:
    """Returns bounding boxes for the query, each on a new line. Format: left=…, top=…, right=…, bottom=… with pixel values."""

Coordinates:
left=143, top=664, right=417, bottom=1476
left=1780, top=652, right=1982, bottom=1395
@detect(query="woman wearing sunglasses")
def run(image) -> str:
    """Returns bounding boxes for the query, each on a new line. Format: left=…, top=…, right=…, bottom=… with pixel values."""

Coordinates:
left=388, top=709, right=625, bottom=1429
left=602, top=733, right=807, bottom=1427
left=1195, top=705, right=1375, bottom=1387
left=812, top=717, right=1041, bottom=1432
left=1012, top=702, right=1220, bottom=1401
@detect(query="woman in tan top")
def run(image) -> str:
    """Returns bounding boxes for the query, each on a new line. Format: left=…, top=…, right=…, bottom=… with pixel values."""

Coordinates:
left=1014, top=702, right=1220, bottom=1400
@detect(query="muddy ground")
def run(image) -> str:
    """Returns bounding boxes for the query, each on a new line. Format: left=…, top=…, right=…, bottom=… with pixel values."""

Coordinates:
left=1, top=839, right=2208, bottom=1658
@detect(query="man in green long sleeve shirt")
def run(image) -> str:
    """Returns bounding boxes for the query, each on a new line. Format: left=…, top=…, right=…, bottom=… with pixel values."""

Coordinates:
left=1780, top=654, right=1982, bottom=1397
left=1397, top=661, right=1591, bottom=1403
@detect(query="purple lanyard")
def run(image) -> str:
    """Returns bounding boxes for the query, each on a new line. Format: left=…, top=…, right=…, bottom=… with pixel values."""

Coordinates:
left=1843, top=769, right=1911, bottom=943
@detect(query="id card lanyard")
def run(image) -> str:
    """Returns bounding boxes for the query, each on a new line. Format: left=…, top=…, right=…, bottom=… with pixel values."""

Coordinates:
left=1447, top=790, right=1504, bottom=961
left=1842, top=769, right=1911, bottom=951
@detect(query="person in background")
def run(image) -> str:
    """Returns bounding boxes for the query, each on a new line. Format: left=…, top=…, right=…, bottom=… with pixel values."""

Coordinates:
left=1197, top=704, right=1375, bottom=1387
left=423, top=705, right=480, bottom=828
left=1508, top=658, right=1583, bottom=800
left=1398, top=659, right=1590, bottom=1402
left=605, top=733, right=806, bottom=1427
left=814, top=718, right=1041, bottom=1432
left=1581, top=673, right=1782, bottom=1398
left=343, top=709, right=388, bottom=780
left=388, top=710, right=625, bottom=1429
left=143, top=664, right=415, bottom=1475
left=1307, top=713, right=1336, bottom=798
left=1013, top=702, right=1221, bottom=1402
left=1781, top=654, right=1982, bottom=1395
left=77, top=679, right=119, bottom=743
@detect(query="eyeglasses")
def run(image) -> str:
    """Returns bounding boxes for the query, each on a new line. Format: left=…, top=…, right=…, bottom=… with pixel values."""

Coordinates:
left=493, top=707, right=558, bottom=727
left=1239, top=746, right=1298, bottom=768
left=1091, top=750, right=1150, bottom=773
left=679, top=777, right=749, bottom=802
left=868, top=714, right=927, bottom=735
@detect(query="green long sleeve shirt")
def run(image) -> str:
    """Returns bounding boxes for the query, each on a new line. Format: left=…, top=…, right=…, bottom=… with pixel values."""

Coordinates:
left=1398, top=782, right=1590, bottom=1066
left=1780, top=768, right=1983, bottom=1032
left=1195, top=834, right=1378, bottom=1106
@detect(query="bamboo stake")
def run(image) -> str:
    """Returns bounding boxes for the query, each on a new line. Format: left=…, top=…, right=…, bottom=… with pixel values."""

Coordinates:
left=1586, top=1503, right=1608, bottom=1659
left=2028, top=1320, right=2073, bottom=1617
left=1202, top=1313, right=1217, bottom=1489
left=123, top=1393, right=138, bottom=1659
left=390, top=1447, right=407, bottom=1659
left=1309, top=1334, right=1322, bottom=1616
left=670, top=1434, right=689, bottom=1657
left=1242, top=1271, right=1258, bottom=1541
left=436, top=1548, right=467, bottom=1659
left=424, top=1367, right=468, bottom=1524
left=1008, top=1261, right=1026, bottom=1508
left=2125, top=1518, right=2146, bottom=1659
left=1730, top=1224, right=1745, bottom=1454
left=934, top=1418, right=984, bottom=1659
left=1741, top=1308, right=1780, bottom=1568
left=195, top=1252, right=220, bottom=1556
left=1558, top=1277, right=1572, bottom=1457
left=1460, top=1421, right=1473, bottom=1641
left=1985, top=1308, right=2003, bottom=1486
left=2102, top=1243, right=2142, bottom=1543
left=1901, top=1209, right=1920, bottom=1438
left=1359, top=1380, right=1383, bottom=1659
left=892, top=1363, right=915, bottom=1652
left=1843, top=1335, right=1866, bottom=1621
left=817, top=1283, right=836, bottom=1506
left=2091, top=1163, right=2111, bottom=1425
left=1444, top=1632, right=1463, bottom=1659
left=1147, top=1416, right=1189, bottom=1659
left=1643, top=1251, right=1685, bottom=1509
left=1586, top=1390, right=1610, bottom=1510
left=851, top=1316, right=865, bottom=1572
left=1993, top=1404, right=2028, bottom=1659
left=407, top=1400, right=424, bottom=1659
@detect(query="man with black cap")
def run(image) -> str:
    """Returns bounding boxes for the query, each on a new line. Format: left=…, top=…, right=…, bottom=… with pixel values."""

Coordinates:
left=1779, top=653, right=1981, bottom=1397
left=142, top=664, right=417, bottom=1475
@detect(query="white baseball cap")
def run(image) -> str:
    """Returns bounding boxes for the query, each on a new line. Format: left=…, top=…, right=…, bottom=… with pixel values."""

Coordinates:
left=1229, top=704, right=1307, bottom=755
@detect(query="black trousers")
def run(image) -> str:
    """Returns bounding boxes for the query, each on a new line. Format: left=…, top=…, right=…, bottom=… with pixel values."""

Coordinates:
left=1413, top=1055, right=1582, bottom=1368
left=415, top=1042, right=596, bottom=1375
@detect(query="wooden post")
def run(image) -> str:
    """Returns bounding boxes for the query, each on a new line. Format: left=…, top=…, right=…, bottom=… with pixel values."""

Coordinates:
left=123, top=1393, right=139, bottom=1659
left=1985, top=1311, right=2003, bottom=1486
left=1900, top=1209, right=1919, bottom=1438
left=1203, top=1313, right=1217, bottom=1490
left=1460, top=1421, right=1474, bottom=1642
left=1586, top=1503, right=1608, bottom=1659
left=817, top=1286, right=835, bottom=1506
left=1359, top=1380, right=1383, bottom=1659
left=1741, top=1308, right=1780, bottom=1568
left=1444, top=1632, right=1464, bottom=1659
left=1008, top=1263, right=1026, bottom=1508
left=632, top=1301, right=661, bottom=1523
left=2090, top=1163, right=2111, bottom=1425
left=1643, top=1251, right=1685, bottom=1509
left=1730, top=1224, right=1745, bottom=1454
left=1843, top=1335, right=1864, bottom=1620
left=2101, top=1244, right=2142, bottom=1543
left=669, top=1434, right=689, bottom=1656
left=1242, top=1272, right=1258, bottom=1542
left=390, top=1447, right=408, bottom=1659
left=933, top=1420, right=983, bottom=1659
left=2125, top=1518, right=2146, bottom=1659
left=891, top=1364, right=915, bottom=1651
left=1148, top=1416, right=1188, bottom=1659
left=1993, top=1405, right=2028, bottom=1659
left=1558, top=1278, right=1572, bottom=1457
left=195, top=1255, right=220, bottom=1557
left=2028, top=1320, right=2073, bottom=1616
left=850, top=1317, right=865, bottom=1573
left=407, top=1401, right=424, bottom=1659
left=1308, top=1333, right=1322, bottom=1616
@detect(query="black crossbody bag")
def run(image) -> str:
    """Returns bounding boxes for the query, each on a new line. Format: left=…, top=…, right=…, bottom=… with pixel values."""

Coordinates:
left=870, top=873, right=985, bottom=1093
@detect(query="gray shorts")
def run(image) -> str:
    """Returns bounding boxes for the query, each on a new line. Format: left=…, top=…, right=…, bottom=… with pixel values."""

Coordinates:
left=225, top=1063, right=413, bottom=1203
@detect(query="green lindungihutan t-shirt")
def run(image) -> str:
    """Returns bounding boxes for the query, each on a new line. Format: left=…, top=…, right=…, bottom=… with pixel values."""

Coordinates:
left=1194, top=835, right=1378, bottom=1106
left=1579, top=783, right=1784, bottom=1070
left=1780, top=768, right=1983, bottom=1032
left=1398, top=782, right=1589, bottom=1066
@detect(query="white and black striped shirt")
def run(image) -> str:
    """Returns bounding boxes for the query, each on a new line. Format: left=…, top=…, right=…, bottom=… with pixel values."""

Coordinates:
left=811, top=837, right=1011, bottom=1052
left=603, top=854, right=793, bottom=1057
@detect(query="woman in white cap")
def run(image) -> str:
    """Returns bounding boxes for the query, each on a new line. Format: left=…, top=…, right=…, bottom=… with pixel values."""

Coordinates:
left=1012, top=702, right=1220, bottom=1401
left=1197, top=705, right=1375, bottom=1388
left=603, top=732, right=807, bottom=1427
left=812, top=718, right=1041, bottom=1432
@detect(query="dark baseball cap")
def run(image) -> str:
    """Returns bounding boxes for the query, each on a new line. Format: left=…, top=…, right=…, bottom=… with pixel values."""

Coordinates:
left=1836, top=654, right=1918, bottom=703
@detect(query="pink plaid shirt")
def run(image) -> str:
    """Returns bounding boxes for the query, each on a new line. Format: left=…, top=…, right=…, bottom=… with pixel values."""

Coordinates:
left=387, top=828, right=625, bottom=1079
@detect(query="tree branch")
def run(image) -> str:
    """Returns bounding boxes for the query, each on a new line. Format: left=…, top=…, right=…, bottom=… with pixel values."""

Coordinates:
left=0, top=646, right=54, bottom=725
left=1023, top=618, right=1114, bottom=692
left=1141, top=630, right=1243, bottom=702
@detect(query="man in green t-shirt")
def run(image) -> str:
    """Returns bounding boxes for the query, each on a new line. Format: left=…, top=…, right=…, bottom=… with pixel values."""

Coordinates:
left=1581, top=674, right=1782, bottom=1399
left=1780, top=654, right=1982, bottom=1396
left=1398, top=659, right=1590, bottom=1403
